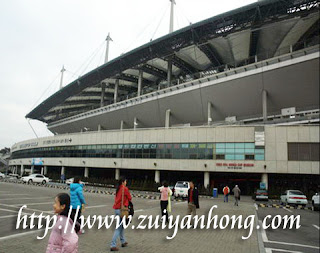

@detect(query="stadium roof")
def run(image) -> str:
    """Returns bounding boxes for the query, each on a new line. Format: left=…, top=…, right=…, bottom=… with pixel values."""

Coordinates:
left=26, top=0, right=320, bottom=123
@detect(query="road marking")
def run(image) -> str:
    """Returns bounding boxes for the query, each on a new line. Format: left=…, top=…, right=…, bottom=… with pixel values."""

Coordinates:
left=312, top=224, right=319, bottom=230
left=283, top=207, right=293, bottom=213
left=0, top=207, right=21, bottom=213
left=265, top=248, right=303, bottom=253
left=254, top=203, right=258, bottom=210
left=85, top=204, right=107, bottom=209
left=0, top=230, right=44, bottom=241
left=135, top=209, right=144, bottom=212
left=259, top=220, right=269, bottom=242
left=0, top=214, right=18, bottom=219
left=0, top=203, right=54, bottom=214
left=0, top=194, right=29, bottom=196
left=267, top=240, right=320, bottom=249
left=0, top=197, right=52, bottom=201
left=13, top=202, right=52, bottom=206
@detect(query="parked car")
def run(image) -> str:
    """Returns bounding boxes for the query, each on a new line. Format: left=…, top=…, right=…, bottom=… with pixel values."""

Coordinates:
left=174, top=181, right=189, bottom=199
left=8, top=173, right=20, bottom=179
left=280, top=190, right=308, bottom=206
left=312, top=192, right=320, bottom=211
left=21, top=174, right=50, bottom=184
left=0, top=172, right=5, bottom=178
left=254, top=189, right=268, bottom=201
left=66, top=178, right=87, bottom=185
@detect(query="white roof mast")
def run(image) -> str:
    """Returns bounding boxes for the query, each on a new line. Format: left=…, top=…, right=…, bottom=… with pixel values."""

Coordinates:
left=169, top=0, right=176, bottom=33
left=104, top=32, right=113, bottom=63
left=59, top=65, right=66, bottom=90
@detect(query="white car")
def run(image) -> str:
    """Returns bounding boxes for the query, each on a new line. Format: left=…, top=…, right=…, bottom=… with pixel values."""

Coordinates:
left=0, top=172, right=5, bottom=178
left=21, top=174, right=50, bottom=184
left=174, top=181, right=190, bottom=199
left=66, top=178, right=86, bottom=185
left=280, top=190, right=308, bottom=206
left=312, top=193, right=320, bottom=211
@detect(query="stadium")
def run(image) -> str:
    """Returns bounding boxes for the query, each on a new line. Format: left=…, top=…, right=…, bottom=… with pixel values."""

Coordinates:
left=8, top=0, right=320, bottom=195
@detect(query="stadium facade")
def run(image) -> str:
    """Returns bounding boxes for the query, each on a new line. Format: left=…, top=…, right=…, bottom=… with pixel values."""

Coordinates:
left=9, top=0, right=320, bottom=194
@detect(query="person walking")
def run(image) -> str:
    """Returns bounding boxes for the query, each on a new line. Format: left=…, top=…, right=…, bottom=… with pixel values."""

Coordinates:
left=70, top=177, right=86, bottom=233
left=110, top=177, right=132, bottom=251
left=158, top=181, right=172, bottom=223
left=46, top=193, right=78, bottom=253
left=187, top=181, right=199, bottom=216
left=223, top=185, right=230, bottom=202
left=232, top=185, right=241, bottom=206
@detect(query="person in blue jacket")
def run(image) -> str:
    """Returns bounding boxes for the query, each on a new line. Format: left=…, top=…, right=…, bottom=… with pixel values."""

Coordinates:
left=70, top=176, right=86, bottom=233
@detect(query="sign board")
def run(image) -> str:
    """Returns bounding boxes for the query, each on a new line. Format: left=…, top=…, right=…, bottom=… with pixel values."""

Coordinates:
left=216, top=163, right=254, bottom=170
left=32, top=158, right=43, bottom=165
left=260, top=182, right=266, bottom=190
left=281, top=107, right=296, bottom=116
left=255, top=131, right=265, bottom=146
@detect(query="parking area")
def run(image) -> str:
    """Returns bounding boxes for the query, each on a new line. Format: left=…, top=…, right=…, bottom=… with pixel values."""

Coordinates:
left=255, top=199, right=320, bottom=253
left=0, top=181, right=261, bottom=253
left=1, top=181, right=319, bottom=253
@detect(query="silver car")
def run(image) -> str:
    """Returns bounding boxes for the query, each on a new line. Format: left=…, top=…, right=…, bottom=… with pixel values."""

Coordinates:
left=280, top=190, right=308, bottom=206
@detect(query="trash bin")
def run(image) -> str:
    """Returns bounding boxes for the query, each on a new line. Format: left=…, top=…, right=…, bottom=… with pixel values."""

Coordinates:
left=213, top=188, right=218, bottom=198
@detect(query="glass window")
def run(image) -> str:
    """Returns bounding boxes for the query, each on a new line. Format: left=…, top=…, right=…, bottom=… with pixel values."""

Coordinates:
left=255, top=149, right=265, bottom=154
left=216, top=154, right=225, bottom=160
left=172, top=144, right=180, bottom=159
left=216, top=143, right=225, bottom=149
left=245, top=143, right=255, bottom=149
left=245, top=149, right=255, bottom=154
left=235, top=148, right=245, bottom=154
left=235, top=154, right=245, bottom=160
left=245, top=154, right=255, bottom=160
left=225, top=154, right=235, bottom=160
left=235, top=143, right=245, bottom=149
left=255, top=154, right=265, bottom=160
left=226, top=143, right=235, bottom=149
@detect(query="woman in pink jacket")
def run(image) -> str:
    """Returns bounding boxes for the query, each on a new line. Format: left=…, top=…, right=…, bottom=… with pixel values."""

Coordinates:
left=46, top=193, right=78, bottom=253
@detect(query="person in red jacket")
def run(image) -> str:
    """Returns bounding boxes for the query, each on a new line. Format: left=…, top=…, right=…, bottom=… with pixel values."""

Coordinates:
left=110, top=177, right=132, bottom=251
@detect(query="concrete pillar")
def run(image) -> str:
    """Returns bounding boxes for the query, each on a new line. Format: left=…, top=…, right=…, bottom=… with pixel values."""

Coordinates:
left=61, top=166, right=65, bottom=176
left=98, top=124, right=101, bottom=131
left=207, top=102, right=212, bottom=125
left=101, top=82, right=106, bottom=107
left=114, top=79, right=119, bottom=103
left=134, top=117, right=138, bottom=130
left=262, top=89, right=268, bottom=122
left=115, top=168, right=120, bottom=180
left=165, top=109, right=171, bottom=128
left=120, top=120, right=124, bottom=130
left=261, top=173, right=268, bottom=190
left=41, top=167, right=44, bottom=175
left=84, top=167, right=89, bottom=178
left=255, top=55, right=258, bottom=63
left=167, top=60, right=172, bottom=87
left=204, top=171, right=210, bottom=189
left=44, top=166, right=48, bottom=175
left=155, top=170, right=160, bottom=183
left=31, top=165, right=34, bottom=174
left=20, top=164, right=24, bottom=176
left=137, top=70, right=143, bottom=96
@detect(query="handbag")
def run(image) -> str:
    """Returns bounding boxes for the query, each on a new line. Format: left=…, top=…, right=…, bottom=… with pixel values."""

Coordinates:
left=120, top=187, right=129, bottom=218
left=128, top=201, right=134, bottom=216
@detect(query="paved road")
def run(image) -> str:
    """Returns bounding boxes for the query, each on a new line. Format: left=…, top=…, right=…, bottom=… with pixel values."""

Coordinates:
left=256, top=201, right=320, bottom=253
left=1, top=182, right=319, bottom=253
left=1, top=182, right=260, bottom=253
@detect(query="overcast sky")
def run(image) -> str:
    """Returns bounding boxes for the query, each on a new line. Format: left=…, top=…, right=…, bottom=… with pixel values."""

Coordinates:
left=0, top=0, right=256, bottom=148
